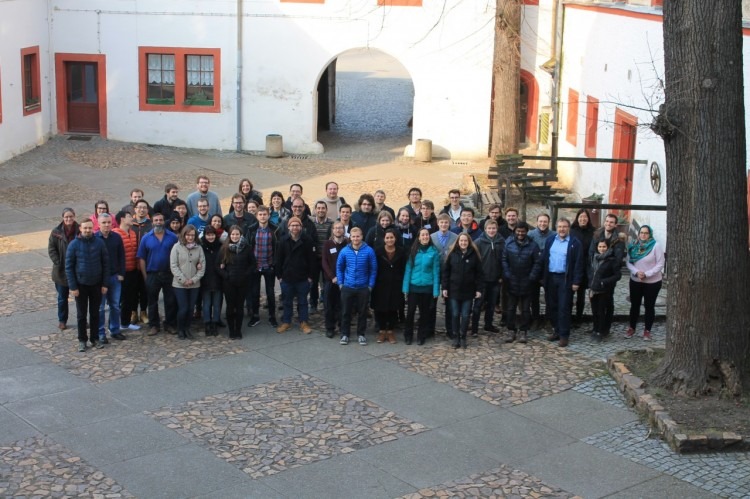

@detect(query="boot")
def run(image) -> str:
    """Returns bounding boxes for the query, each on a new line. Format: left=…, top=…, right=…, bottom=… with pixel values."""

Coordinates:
left=518, top=331, right=528, bottom=343
left=177, top=330, right=186, bottom=340
left=452, top=335, right=460, bottom=349
left=505, top=330, right=517, bottom=343
left=185, top=328, right=194, bottom=339
left=376, top=330, right=386, bottom=343
left=205, top=322, right=212, bottom=337
left=460, top=334, right=467, bottom=349
left=387, top=330, right=397, bottom=344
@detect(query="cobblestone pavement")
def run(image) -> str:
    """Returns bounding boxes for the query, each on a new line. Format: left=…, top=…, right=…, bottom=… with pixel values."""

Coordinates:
left=583, top=421, right=750, bottom=498
left=0, top=267, right=58, bottom=317
left=20, top=330, right=246, bottom=383
left=571, top=375, right=629, bottom=410
left=399, top=465, right=578, bottom=499
left=147, top=374, right=427, bottom=479
left=0, top=436, right=135, bottom=498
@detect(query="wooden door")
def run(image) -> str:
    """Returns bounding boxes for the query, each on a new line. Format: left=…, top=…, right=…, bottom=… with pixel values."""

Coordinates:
left=610, top=109, right=637, bottom=217
left=66, top=62, right=99, bottom=133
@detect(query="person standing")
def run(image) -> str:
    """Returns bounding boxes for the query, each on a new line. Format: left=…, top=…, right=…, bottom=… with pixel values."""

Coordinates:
left=224, top=193, right=257, bottom=235
left=541, top=218, right=584, bottom=347
left=431, top=214, right=458, bottom=338
left=238, top=178, right=263, bottom=205
left=395, top=208, right=418, bottom=251
left=137, top=213, right=179, bottom=336
left=402, top=228, right=441, bottom=345
left=570, top=208, right=596, bottom=323
left=372, top=228, right=406, bottom=344
left=415, top=200, right=438, bottom=234
left=114, top=211, right=141, bottom=331
left=318, top=181, right=346, bottom=216
left=48, top=208, right=79, bottom=330
left=246, top=206, right=279, bottom=327
left=528, top=213, right=555, bottom=327
left=187, top=198, right=211, bottom=235
left=321, top=222, right=348, bottom=338
left=275, top=217, right=316, bottom=334
left=269, top=190, right=291, bottom=226
left=401, top=187, right=423, bottom=224
left=284, top=183, right=311, bottom=217
left=65, top=219, right=109, bottom=352
left=199, top=226, right=223, bottom=336
left=186, top=175, right=222, bottom=218
left=131, top=199, right=152, bottom=325
left=217, top=226, right=255, bottom=339
left=170, top=224, right=206, bottom=339
left=373, top=189, right=395, bottom=218
left=625, top=225, right=665, bottom=341
left=502, top=222, right=542, bottom=343
left=309, top=201, right=333, bottom=312
left=589, top=239, right=621, bottom=341
left=472, top=219, right=504, bottom=335
left=96, top=213, right=126, bottom=343
left=499, top=208, right=519, bottom=239
left=442, top=233, right=483, bottom=349
left=439, top=189, right=464, bottom=228
left=450, top=207, right=483, bottom=240
left=335, top=227, right=377, bottom=346
left=153, top=183, right=183, bottom=219
left=365, top=211, right=395, bottom=250
left=352, top=194, right=377, bottom=236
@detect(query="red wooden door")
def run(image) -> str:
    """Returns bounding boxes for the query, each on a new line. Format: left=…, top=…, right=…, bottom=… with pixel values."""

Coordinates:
left=610, top=109, right=638, bottom=218
left=66, top=62, right=99, bottom=133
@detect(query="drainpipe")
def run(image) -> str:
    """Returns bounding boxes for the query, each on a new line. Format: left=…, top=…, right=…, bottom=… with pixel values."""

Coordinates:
left=236, top=0, right=243, bottom=152
left=550, top=0, right=564, bottom=175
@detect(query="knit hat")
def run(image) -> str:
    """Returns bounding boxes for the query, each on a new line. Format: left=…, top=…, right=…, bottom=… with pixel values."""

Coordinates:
left=287, top=216, right=302, bottom=227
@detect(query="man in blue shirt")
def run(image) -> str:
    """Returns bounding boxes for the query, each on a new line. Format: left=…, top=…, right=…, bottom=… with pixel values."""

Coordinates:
left=541, top=217, right=584, bottom=347
left=137, top=213, right=178, bottom=335
left=336, top=227, right=377, bottom=346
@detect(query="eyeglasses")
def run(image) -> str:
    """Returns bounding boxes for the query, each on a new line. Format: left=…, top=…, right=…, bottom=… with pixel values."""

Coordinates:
left=293, top=206, right=304, bottom=209
left=289, top=223, right=301, bottom=227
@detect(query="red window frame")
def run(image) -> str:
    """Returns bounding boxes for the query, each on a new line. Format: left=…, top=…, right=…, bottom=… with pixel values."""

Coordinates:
left=138, top=46, right=221, bottom=113
left=585, top=96, right=599, bottom=158
left=21, top=46, right=41, bottom=116
left=566, top=88, right=579, bottom=146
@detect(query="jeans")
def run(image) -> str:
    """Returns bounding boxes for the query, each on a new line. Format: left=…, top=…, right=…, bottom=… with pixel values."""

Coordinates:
left=340, top=286, right=370, bottom=337
left=98, top=275, right=122, bottom=338
left=249, top=267, right=276, bottom=319
left=324, top=281, right=341, bottom=332
left=506, top=293, right=532, bottom=331
left=405, top=292, right=433, bottom=341
left=629, top=279, right=662, bottom=331
left=174, top=287, right=200, bottom=332
left=450, top=298, right=473, bottom=337
left=546, top=273, right=574, bottom=338
left=75, top=283, right=102, bottom=343
left=281, top=280, right=310, bottom=325
left=120, top=269, right=139, bottom=326
left=202, top=289, right=223, bottom=324
left=55, top=283, right=70, bottom=324
left=146, top=271, right=177, bottom=329
left=443, top=298, right=453, bottom=334
left=472, top=281, right=500, bottom=332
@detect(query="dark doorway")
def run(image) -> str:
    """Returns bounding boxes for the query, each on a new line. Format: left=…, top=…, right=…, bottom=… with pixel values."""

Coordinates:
left=66, top=62, right=99, bottom=133
left=519, top=80, right=529, bottom=144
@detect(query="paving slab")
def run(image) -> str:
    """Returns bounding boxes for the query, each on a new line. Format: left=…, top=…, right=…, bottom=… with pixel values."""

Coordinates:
left=100, top=443, right=248, bottom=499
left=509, top=389, right=639, bottom=438
left=313, top=357, right=432, bottom=398
left=0, top=337, right=47, bottom=370
left=182, top=350, right=301, bottom=391
left=258, top=334, right=373, bottom=372
left=0, top=363, right=87, bottom=404
left=0, top=250, right=51, bottom=272
left=0, top=405, right=41, bottom=445
left=604, top=474, right=719, bottom=498
left=5, top=385, right=130, bottom=433
left=50, top=413, right=189, bottom=466
left=193, top=479, right=286, bottom=499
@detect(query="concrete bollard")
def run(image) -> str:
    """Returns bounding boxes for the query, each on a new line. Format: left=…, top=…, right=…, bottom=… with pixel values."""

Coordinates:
left=266, top=134, right=283, bottom=158
left=415, top=138, right=432, bottom=162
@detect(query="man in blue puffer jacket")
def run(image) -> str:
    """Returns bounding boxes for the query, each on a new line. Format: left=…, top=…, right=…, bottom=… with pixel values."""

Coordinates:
left=336, top=227, right=377, bottom=346
left=66, top=219, right=109, bottom=352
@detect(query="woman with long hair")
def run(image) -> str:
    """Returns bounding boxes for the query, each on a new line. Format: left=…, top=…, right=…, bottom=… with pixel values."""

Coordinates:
left=170, top=224, right=206, bottom=339
left=49, top=208, right=79, bottom=330
left=269, top=190, right=291, bottom=226
left=625, top=225, right=664, bottom=341
left=372, top=228, right=407, bottom=344
left=365, top=210, right=395, bottom=250
left=200, top=225, right=223, bottom=336
left=402, top=228, right=440, bottom=345
left=588, top=238, right=621, bottom=341
left=238, top=178, right=263, bottom=205
left=395, top=207, right=419, bottom=252
left=570, top=208, right=596, bottom=323
left=442, top=232, right=483, bottom=349
left=209, top=214, right=227, bottom=242
left=217, top=225, right=255, bottom=339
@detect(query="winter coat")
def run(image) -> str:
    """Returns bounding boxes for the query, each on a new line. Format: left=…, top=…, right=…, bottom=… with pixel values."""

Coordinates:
left=571, top=224, right=596, bottom=288
left=170, top=243, right=206, bottom=289
left=65, top=234, right=109, bottom=290
left=475, top=232, right=504, bottom=282
left=542, top=234, right=585, bottom=289
left=275, top=233, right=315, bottom=283
left=321, top=238, right=348, bottom=282
left=451, top=221, right=483, bottom=241
left=200, top=235, right=223, bottom=291
left=217, top=238, right=255, bottom=287
left=351, top=210, right=377, bottom=236
left=48, top=221, right=79, bottom=286
left=502, top=235, right=543, bottom=296
left=223, top=211, right=258, bottom=235
left=365, top=223, right=395, bottom=250
left=372, top=246, right=407, bottom=311
left=590, top=228, right=626, bottom=266
left=441, top=247, right=483, bottom=301
left=395, top=223, right=419, bottom=251
left=96, top=231, right=125, bottom=278
left=336, top=242, right=377, bottom=289
left=588, top=249, right=621, bottom=293
left=113, top=227, right=139, bottom=271
left=269, top=206, right=291, bottom=227
left=402, top=244, right=441, bottom=297
left=414, top=214, right=438, bottom=234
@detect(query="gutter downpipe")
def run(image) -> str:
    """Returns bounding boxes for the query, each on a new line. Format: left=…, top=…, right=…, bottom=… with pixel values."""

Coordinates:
left=236, top=0, right=243, bottom=152
left=550, top=0, right=564, bottom=175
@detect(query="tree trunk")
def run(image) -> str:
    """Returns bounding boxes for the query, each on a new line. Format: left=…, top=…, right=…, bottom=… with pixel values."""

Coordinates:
left=651, top=0, right=750, bottom=397
left=489, top=0, right=522, bottom=159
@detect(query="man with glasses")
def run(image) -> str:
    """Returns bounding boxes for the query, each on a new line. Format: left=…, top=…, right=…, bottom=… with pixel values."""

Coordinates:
left=479, top=203, right=506, bottom=232
left=284, top=183, right=311, bottom=217
left=131, top=199, right=152, bottom=325
left=186, top=175, right=222, bottom=218
left=224, top=193, right=258, bottom=234
left=440, top=189, right=465, bottom=228
left=401, top=187, right=423, bottom=224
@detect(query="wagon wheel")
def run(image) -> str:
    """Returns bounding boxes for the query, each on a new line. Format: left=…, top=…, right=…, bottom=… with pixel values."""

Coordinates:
left=650, top=161, right=662, bottom=194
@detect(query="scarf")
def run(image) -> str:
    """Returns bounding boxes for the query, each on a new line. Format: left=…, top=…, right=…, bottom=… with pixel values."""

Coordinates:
left=229, top=237, right=247, bottom=254
left=628, top=225, right=657, bottom=263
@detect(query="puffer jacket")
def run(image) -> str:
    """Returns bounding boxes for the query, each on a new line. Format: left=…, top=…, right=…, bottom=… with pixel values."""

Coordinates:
left=336, top=242, right=377, bottom=289
left=65, top=234, right=109, bottom=290
left=170, top=243, right=206, bottom=289
left=113, top=227, right=139, bottom=271
left=403, top=244, right=440, bottom=296
left=200, top=235, right=223, bottom=291
left=502, top=235, right=542, bottom=296
left=217, top=238, right=255, bottom=287
left=441, top=246, right=483, bottom=301
left=48, top=221, right=79, bottom=286
left=475, top=232, right=504, bottom=282
left=588, top=248, right=621, bottom=293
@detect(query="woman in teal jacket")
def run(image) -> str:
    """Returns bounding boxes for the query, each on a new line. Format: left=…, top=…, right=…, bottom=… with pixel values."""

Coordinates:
left=402, top=228, right=440, bottom=345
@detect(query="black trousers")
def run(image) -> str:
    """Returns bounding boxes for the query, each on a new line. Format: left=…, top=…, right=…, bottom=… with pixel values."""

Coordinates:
left=120, top=269, right=139, bottom=326
left=506, top=293, right=532, bottom=331
left=324, top=281, right=341, bottom=332
left=629, top=279, right=662, bottom=331
left=590, top=291, right=614, bottom=335
left=340, top=287, right=370, bottom=337
left=75, top=283, right=102, bottom=343
left=405, top=292, right=433, bottom=341
left=224, top=283, right=248, bottom=337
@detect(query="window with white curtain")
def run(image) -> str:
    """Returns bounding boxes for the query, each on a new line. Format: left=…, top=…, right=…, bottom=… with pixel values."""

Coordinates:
left=147, top=54, right=176, bottom=103
left=186, top=55, right=214, bottom=102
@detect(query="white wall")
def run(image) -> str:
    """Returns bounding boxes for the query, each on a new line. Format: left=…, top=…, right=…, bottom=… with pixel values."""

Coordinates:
left=0, top=0, right=52, bottom=163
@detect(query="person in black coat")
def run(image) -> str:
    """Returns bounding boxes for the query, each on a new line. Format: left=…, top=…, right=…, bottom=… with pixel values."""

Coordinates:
left=501, top=222, right=542, bottom=343
left=588, top=239, right=621, bottom=341
left=200, top=226, right=223, bottom=336
left=217, top=225, right=255, bottom=339
left=372, top=229, right=407, bottom=345
left=570, top=208, right=596, bottom=323
left=441, top=233, right=483, bottom=349
left=366, top=211, right=395, bottom=250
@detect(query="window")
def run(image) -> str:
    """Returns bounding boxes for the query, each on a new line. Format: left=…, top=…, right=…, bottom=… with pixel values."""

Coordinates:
left=585, top=95, right=599, bottom=158
left=139, top=47, right=220, bottom=113
left=566, top=88, right=579, bottom=146
left=21, top=46, right=41, bottom=116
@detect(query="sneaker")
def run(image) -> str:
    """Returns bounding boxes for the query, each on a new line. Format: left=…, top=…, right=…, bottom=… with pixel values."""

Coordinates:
left=340, top=335, right=349, bottom=345
left=624, top=327, right=635, bottom=339
left=642, top=330, right=652, bottom=341
left=90, top=340, right=98, bottom=348
left=78, top=341, right=86, bottom=352
left=100, top=337, right=110, bottom=344
left=126, top=323, right=141, bottom=331
left=96, top=341, right=105, bottom=349
left=276, top=323, right=291, bottom=334
left=590, top=331, right=603, bottom=343
left=358, top=335, right=367, bottom=346
left=269, top=317, right=278, bottom=327
left=300, top=322, right=312, bottom=334
left=247, top=317, right=260, bottom=327
left=111, top=333, right=127, bottom=341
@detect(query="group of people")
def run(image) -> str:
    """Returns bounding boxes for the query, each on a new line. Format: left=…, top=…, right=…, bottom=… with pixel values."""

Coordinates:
left=49, top=176, right=665, bottom=353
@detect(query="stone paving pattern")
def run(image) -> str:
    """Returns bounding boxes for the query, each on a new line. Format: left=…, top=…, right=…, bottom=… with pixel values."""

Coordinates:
left=0, top=267, right=58, bottom=317
left=571, top=376, right=629, bottom=410
left=147, top=374, right=427, bottom=479
left=399, top=465, right=579, bottom=499
left=20, top=330, right=246, bottom=383
left=0, top=436, right=135, bottom=498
